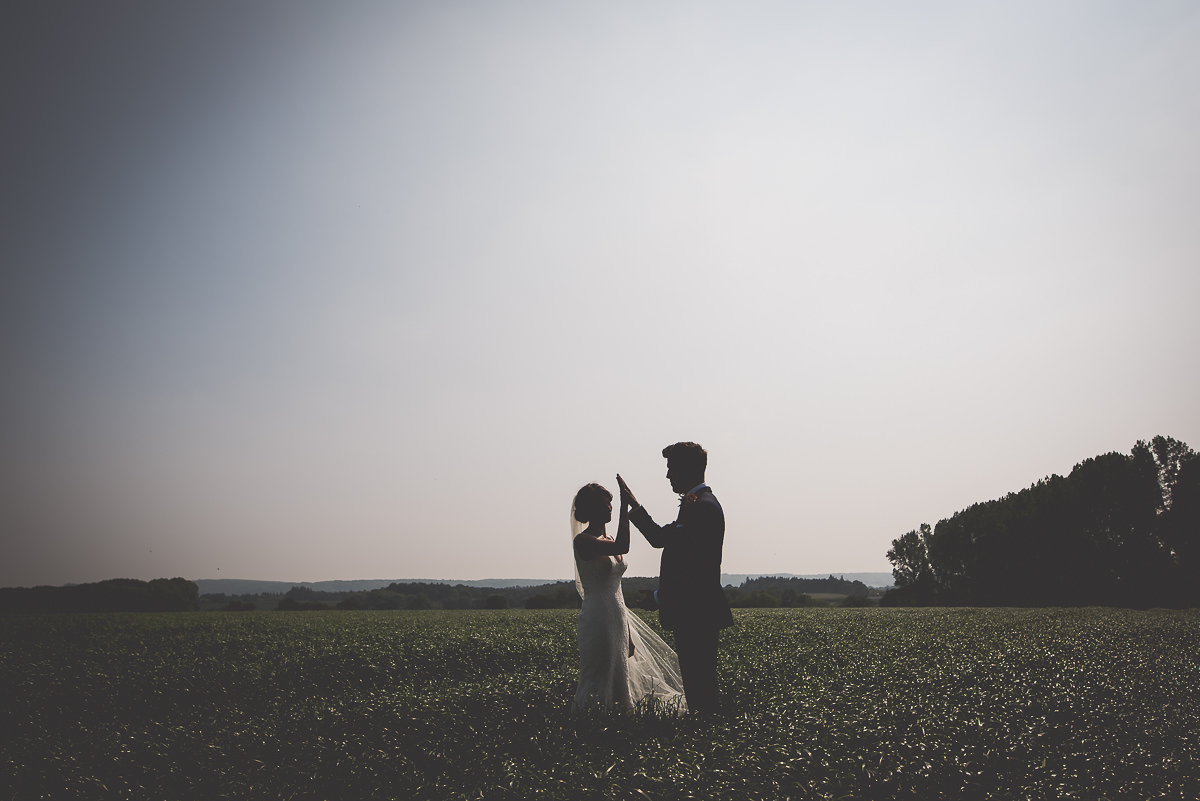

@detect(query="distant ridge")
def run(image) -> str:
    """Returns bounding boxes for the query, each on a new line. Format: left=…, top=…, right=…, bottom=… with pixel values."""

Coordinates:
left=194, top=578, right=559, bottom=595
left=195, top=572, right=893, bottom=596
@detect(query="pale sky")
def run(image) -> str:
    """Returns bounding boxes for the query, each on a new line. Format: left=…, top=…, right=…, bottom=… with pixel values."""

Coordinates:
left=3, top=1, right=1198, bottom=588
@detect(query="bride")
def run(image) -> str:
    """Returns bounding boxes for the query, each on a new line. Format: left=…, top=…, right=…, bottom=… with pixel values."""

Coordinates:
left=570, top=479, right=686, bottom=712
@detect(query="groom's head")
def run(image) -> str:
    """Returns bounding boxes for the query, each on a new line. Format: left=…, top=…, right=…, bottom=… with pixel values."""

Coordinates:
left=663, top=441, right=706, bottom=494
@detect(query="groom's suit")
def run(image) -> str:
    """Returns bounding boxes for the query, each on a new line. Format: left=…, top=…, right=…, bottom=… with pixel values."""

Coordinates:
left=630, top=486, right=733, bottom=712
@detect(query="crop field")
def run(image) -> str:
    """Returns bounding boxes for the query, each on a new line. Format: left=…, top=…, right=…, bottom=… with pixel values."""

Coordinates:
left=2, top=607, right=1198, bottom=800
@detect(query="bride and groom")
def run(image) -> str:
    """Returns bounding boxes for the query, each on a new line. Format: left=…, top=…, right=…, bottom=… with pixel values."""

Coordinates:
left=570, top=442, right=734, bottom=714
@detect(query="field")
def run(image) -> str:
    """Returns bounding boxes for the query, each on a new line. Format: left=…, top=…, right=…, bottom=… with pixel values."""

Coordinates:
left=2, top=608, right=1198, bottom=800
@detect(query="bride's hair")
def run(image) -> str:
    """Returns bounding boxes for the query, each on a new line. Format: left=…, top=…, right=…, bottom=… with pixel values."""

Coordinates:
left=572, top=483, right=612, bottom=523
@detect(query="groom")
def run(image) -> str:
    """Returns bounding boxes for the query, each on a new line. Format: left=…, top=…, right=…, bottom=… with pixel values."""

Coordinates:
left=618, top=442, right=734, bottom=713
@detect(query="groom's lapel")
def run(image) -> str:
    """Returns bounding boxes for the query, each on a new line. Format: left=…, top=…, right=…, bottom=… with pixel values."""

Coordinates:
left=675, top=487, right=712, bottom=527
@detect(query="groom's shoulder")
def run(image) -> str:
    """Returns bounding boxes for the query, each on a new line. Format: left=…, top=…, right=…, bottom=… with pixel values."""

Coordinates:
left=694, top=490, right=724, bottom=533
left=697, top=488, right=722, bottom=510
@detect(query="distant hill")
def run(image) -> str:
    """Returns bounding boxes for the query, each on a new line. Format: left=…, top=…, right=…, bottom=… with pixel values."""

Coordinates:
left=194, top=578, right=559, bottom=595
left=195, top=572, right=894, bottom=596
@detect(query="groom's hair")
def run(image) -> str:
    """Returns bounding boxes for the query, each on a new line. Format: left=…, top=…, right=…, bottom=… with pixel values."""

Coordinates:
left=663, top=441, right=707, bottom=474
left=573, top=483, right=612, bottom=523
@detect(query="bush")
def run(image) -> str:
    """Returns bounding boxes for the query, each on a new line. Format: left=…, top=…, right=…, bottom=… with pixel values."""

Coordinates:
left=744, top=591, right=781, bottom=608
left=220, top=601, right=256, bottom=612
left=275, top=598, right=328, bottom=611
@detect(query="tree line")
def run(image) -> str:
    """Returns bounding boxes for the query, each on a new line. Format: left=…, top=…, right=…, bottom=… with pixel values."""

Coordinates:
left=0, top=574, right=873, bottom=616
left=203, top=575, right=874, bottom=611
left=884, top=435, right=1200, bottom=608
left=0, top=578, right=199, bottom=613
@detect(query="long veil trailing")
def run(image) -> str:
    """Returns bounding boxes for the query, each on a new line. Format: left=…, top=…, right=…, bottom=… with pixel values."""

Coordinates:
left=624, top=607, right=688, bottom=712
left=571, top=500, right=687, bottom=713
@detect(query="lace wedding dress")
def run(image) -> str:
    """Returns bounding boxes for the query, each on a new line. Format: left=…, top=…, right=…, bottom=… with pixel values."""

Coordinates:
left=573, top=551, right=687, bottom=713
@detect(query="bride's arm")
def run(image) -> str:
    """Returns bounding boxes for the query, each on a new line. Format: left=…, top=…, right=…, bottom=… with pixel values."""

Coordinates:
left=573, top=491, right=633, bottom=561
left=572, top=499, right=631, bottom=560
left=616, top=494, right=630, bottom=553
left=573, top=532, right=628, bottom=559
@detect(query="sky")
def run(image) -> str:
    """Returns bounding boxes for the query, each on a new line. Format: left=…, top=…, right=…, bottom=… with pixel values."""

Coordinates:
left=2, top=1, right=1198, bottom=588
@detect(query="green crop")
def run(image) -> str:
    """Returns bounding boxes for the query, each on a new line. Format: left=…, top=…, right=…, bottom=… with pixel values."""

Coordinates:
left=2, top=607, right=1197, bottom=799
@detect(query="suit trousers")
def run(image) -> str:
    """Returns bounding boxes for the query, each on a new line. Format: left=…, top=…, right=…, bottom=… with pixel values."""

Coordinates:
left=672, top=625, right=720, bottom=713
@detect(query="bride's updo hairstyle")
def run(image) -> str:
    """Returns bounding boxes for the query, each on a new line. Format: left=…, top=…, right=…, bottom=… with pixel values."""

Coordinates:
left=573, top=483, right=613, bottom=523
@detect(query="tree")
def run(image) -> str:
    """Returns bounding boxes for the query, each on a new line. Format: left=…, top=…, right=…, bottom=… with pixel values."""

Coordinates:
left=148, top=578, right=200, bottom=611
left=407, top=593, right=434, bottom=610
left=1143, top=435, right=1198, bottom=512
left=1163, top=456, right=1200, bottom=604
left=744, top=591, right=780, bottom=608
left=887, top=524, right=932, bottom=588
left=485, top=594, right=508, bottom=609
left=884, top=436, right=1196, bottom=608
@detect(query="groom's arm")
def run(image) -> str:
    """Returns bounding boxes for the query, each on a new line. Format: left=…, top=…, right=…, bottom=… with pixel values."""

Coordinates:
left=629, top=503, right=719, bottom=550
left=628, top=505, right=672, bottom=548
left=620, top=473, right=717, bottom=549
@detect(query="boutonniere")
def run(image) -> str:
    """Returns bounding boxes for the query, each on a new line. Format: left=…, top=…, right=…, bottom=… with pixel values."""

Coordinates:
left=682, top=493, right=698, bottom=505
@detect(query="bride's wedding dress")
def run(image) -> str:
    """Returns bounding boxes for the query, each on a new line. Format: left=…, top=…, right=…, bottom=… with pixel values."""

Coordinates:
left=573, top=552, right=687, bottom=712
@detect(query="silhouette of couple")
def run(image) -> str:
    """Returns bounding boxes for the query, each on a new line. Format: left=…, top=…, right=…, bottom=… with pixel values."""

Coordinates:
left=570, top=442, right=733, bottom=714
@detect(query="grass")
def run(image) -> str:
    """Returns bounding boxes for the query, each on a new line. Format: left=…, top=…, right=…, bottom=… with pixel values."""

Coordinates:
left=2, top=607, right=1198, bottom=800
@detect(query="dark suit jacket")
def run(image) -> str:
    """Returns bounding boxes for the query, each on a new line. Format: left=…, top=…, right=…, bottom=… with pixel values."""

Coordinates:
left=629, top=487, right=734, bottom=632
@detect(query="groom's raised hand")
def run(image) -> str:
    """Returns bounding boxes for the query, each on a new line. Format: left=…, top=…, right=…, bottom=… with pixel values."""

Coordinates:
left=616, top=474, right=638, bottom=509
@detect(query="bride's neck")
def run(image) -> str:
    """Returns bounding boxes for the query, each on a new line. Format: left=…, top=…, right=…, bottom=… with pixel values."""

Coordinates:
left=584, top=521, right=607, bottom=538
